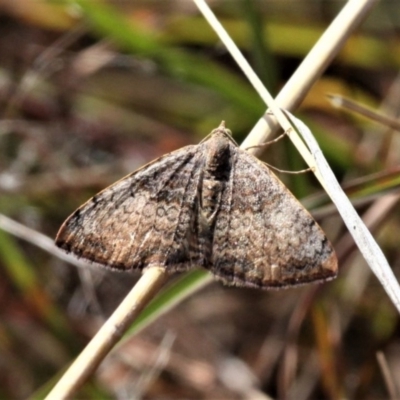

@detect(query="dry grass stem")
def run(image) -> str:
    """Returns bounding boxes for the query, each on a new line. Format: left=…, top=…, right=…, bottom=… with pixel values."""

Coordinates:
left=44, top=267, right=167, bottom=400
left=328, top=94, right=400, bottom=132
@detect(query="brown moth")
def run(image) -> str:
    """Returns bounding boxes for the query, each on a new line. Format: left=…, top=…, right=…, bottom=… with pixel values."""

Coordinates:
left=56, top=122, right=337, bottom=289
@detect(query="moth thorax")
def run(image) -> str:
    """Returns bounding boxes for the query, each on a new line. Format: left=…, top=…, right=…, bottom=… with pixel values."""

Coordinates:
left=204, top=135, right=232, bottom=181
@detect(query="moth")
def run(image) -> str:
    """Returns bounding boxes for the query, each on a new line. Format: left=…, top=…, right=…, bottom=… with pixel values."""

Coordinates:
left=56, top=122, right=337, bottom=289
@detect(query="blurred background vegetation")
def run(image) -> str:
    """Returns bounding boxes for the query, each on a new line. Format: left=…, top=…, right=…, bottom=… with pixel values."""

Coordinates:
left=1, top=0, right=400, bottom=399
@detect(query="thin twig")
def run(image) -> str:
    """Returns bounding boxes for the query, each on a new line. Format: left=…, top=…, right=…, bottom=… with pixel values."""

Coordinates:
left=376, top=351, right=399, bottom=400
left=327, top=93, right=400, bottom=132
left=0, top=213, right=88, bottom=270
left=44, top=266, right=168, bottom=400
left=335, top=193, right=400, bottom=261
left=4, top=24, right=86, bottom=118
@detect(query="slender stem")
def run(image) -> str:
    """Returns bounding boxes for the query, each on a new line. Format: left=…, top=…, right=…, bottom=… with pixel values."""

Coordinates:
left=327, top=94, right=400, bottom=132
left=45, top=267, right=167, bottom=400
left=246, top=0, right=378, bottom=148
left=376, top=351, right=399, bottom=399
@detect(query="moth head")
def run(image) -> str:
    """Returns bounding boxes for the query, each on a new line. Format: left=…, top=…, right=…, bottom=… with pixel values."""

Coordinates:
left=210, top=121, right=234, bottom=142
